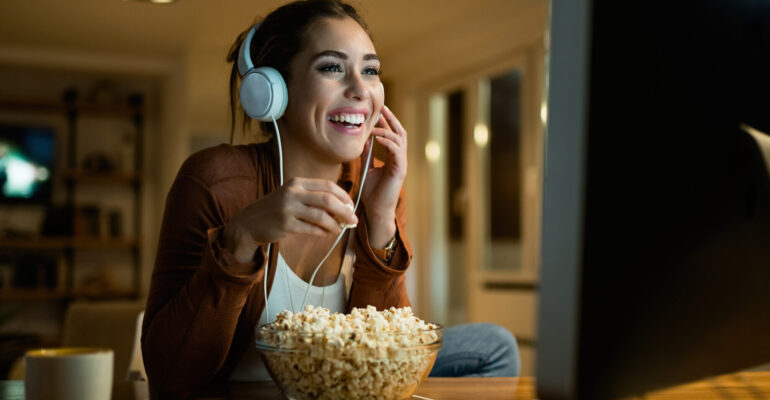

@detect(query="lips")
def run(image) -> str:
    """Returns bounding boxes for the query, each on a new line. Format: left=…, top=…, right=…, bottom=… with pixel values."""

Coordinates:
left=326, top=108, right=370, bottom=136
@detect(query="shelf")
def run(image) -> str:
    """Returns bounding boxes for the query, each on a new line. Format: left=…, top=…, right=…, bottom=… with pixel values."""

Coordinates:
left=479, top=271, right=539, bottom=290
left=0, top=237, right=140, bottom=250
left=0, top=288, right=138, bottom=301
left=61, top=170, right=143, bottom=184
left=0, top=98, right=140, bottom=118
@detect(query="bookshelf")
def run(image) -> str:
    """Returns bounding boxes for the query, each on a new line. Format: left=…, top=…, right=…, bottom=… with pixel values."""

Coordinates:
left=0, top=88, right=144, bottom=301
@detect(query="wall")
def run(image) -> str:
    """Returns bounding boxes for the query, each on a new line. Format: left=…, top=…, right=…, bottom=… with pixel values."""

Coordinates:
left=382, top=0, right=548, bottom=320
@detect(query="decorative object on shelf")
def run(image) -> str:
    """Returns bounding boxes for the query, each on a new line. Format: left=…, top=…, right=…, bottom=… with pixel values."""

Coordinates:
left=79, top=270, right=117, bottom=296
left=108, top=210, right=123, bottom=238
left=86, top=80, right=122, bottom=107
left=119, top=131, right=135, bottom=172
left=40, top=205, right=76, bottom=236
left=12, top=254, right=58, bottom=289
left=74, top=205, right=100, bottom=237
left=0, top=261, right=13, bottom=292
left=40, top=205, right=103, bottom=237
left=82, top=152, right=117, bottom=174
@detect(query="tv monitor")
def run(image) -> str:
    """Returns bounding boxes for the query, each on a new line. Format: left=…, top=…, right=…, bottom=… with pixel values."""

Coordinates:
left=537, top=0, right=770, bottom=398
left=0, top=124, right=55, bottom=204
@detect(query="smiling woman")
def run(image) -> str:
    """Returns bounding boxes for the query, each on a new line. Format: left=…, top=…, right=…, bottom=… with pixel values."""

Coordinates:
left=140, top=1, right=518, bottom=398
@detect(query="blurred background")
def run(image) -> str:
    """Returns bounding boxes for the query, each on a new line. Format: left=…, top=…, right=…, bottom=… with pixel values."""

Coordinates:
left=0, top=0, right=549, bottom=392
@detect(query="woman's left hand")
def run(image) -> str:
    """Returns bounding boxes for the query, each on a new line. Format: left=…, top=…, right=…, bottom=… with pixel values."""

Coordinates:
left=361, top=104, right=407, bottom=248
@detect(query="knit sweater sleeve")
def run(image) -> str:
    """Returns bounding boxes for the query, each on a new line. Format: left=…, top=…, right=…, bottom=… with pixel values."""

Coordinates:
left=141, top=148, right=267, bottom=398
left=347, top=183, right=412, bottom=311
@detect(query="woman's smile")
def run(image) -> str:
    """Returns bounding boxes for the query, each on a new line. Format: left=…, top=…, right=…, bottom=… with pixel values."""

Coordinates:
left=326, top=107, right=369, bottom=136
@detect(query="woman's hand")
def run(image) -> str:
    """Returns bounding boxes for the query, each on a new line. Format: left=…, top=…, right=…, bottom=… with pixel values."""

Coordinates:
left=362, top=104, right=408, bottom=248
left=222, top=178, right=358, bottom=263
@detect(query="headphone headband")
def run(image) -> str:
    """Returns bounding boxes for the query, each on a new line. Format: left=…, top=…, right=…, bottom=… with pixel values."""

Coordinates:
left=237, top=24, right=259, bottom=76
left=236, top=22, right=288, bottom=121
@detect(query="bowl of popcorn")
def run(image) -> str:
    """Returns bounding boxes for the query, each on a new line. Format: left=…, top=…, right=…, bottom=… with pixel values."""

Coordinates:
left=255, top=305, right=442, bottom=400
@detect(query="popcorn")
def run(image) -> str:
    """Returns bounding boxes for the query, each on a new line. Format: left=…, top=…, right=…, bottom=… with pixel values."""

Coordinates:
left=256, top=305, right=441, bottom=400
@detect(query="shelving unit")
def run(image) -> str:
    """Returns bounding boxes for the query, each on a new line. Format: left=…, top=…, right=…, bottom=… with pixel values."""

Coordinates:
left=0, top=88, right=144, bottom=301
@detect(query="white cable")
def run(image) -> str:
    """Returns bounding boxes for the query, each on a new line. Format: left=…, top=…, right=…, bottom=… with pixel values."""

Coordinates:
left=300, top=135, right=374, bottom=309
left=263, top=116, right=283, bottom=324
left=264, top=114, right=375, bottom=321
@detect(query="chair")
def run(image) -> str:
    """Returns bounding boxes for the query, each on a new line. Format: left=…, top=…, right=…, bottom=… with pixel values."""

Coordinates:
left=62, top=301, right=145, bottom=400
left=126, top=311, right=148, bottom=400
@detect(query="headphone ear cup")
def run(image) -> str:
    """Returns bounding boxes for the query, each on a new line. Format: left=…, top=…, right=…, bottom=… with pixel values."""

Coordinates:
left=239, top=66, right=288, bottom=121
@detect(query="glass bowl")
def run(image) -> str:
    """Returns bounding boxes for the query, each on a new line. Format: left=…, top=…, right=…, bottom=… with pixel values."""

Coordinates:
left=255, top=324, right=443, bottom=400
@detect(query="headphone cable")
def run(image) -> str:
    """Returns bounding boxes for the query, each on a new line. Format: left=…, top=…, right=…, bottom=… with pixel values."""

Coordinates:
left=263, top=116, right=374, bottom=323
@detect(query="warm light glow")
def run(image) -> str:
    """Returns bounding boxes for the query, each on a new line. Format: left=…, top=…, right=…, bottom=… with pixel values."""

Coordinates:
left=150, top=0, right=175, bottom=3
left=541, top=102, right=548, bottom=126
left=474, top=123, right=489, bottom=147
left=425, top=140, right=441, bottom=163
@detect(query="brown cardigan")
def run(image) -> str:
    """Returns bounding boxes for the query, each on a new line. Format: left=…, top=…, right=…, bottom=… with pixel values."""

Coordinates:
left=141, top=142, right=412, bottom=398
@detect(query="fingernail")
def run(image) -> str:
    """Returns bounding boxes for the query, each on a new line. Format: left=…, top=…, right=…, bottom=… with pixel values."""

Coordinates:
left=340, top=222, right=357, bottom=230
left=346, top=203, right=355, bottom=211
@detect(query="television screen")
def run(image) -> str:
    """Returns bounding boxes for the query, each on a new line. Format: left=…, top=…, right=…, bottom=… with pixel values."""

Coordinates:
left=0, top=124, right=55, bottom=203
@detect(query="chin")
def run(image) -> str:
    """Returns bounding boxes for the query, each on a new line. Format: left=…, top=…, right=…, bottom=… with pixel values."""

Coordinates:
left=330, top=139, right=369, bottom=164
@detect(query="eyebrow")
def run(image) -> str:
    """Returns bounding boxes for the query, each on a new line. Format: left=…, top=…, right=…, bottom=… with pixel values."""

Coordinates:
left=311, top=50, right=379, bottom=62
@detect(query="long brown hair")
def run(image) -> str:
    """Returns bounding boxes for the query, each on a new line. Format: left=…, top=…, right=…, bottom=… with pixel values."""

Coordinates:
left=226, top=0, right=371, bottom=144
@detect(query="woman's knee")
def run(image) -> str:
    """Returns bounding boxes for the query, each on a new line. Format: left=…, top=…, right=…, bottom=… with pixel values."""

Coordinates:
left=477, top=323, right=521, bottom=377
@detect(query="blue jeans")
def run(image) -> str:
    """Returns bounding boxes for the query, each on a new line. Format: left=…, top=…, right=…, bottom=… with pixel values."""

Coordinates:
left=428, top=323, right=521, bottom=377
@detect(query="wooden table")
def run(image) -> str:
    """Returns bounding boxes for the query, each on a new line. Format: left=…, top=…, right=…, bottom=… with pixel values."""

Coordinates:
left=3, top=371, right=770, bottom=399
left=195, top=371, right=770, bottom=399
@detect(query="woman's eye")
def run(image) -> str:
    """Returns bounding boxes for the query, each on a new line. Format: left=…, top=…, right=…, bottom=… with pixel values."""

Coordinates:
left=362, top=67, right=380, bottom=76
left=318, top=63, right=343, bottom=73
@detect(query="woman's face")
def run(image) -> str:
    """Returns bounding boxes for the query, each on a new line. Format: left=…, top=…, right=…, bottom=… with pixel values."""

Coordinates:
left=282, top=17, right=384, bottom=164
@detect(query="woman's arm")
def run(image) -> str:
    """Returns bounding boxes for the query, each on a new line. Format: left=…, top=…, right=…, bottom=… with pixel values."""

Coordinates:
left=141, top=168, right=264, bottom=398
left=348, top=183, right=412, bottom=311
left=142, top=144, right=361, bottom=397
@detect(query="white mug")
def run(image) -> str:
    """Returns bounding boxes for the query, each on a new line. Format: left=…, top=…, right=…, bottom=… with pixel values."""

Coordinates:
left=25, top=348, right=113, bottom=400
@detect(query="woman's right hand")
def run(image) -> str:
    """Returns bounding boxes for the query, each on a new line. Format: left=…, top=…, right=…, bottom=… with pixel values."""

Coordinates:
left=222, top=177, right=358, bottom=264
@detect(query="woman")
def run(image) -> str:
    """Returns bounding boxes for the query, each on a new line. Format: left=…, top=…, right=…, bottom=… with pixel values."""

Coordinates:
left=141, top=1, right=519, bottom=397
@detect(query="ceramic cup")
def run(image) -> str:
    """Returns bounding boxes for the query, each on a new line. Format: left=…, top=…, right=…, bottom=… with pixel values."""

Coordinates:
left=24, top=348, right=113, bottom=400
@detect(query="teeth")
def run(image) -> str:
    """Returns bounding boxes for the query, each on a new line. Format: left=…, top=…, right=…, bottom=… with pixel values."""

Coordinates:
left=328, top=113, right=365, bottom=125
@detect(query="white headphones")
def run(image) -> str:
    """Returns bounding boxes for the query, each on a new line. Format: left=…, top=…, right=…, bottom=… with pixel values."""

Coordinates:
left=237, top=24, right=289, bottom=121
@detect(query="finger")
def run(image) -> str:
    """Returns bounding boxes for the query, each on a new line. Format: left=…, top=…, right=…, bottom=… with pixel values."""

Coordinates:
left=294, top=204, right=344, bottom=235
left=298, top=191, right=358, bottom=225
left=376, top=108, right=392, bottom=131
left=374, top=136, right=406, bottom=166
left=381, top=105, right=407, bottom=140
left=287, top=218, right=328, bottom=236
left=371, top=127, right=404, bottom=147
left=291, top=178, right=355, bottom=208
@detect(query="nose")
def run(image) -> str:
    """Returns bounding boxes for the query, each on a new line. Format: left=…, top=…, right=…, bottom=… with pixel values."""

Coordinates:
left=343, top=72, right=368, bottom=101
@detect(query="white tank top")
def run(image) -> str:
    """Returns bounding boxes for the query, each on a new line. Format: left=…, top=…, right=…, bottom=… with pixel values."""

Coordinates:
left=230, top=233, right=356, bottom=381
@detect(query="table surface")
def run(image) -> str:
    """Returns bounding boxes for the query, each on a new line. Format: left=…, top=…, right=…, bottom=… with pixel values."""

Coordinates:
left=3, top=371, right=770, bottom=399
left=196, top=371, right=770, bottom=399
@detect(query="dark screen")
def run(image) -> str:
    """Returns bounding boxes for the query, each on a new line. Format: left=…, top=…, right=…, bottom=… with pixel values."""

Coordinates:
left=577, top=0, right=770, bottom=396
